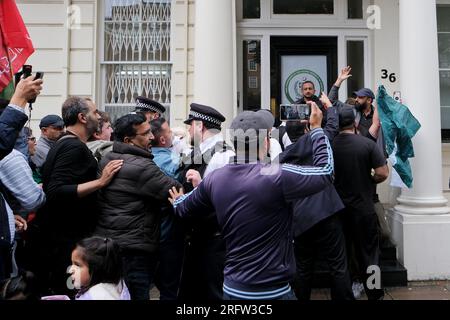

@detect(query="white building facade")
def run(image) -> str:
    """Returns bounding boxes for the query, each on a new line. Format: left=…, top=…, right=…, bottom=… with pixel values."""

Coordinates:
left=17, top=0, right=450, bottom=280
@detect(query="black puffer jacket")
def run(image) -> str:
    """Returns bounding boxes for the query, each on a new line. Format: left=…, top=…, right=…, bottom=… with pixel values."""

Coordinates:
left=95, top=142, right=182, bottom=253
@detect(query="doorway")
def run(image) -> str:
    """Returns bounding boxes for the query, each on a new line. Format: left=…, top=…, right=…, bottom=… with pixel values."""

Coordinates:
left=270, top=36, right=338, bottom=114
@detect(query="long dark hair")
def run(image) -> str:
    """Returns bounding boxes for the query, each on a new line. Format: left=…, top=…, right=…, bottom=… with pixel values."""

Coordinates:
left=75, top=236, right=122, bottom=290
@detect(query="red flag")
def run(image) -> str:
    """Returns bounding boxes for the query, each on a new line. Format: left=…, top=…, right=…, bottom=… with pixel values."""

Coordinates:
left=0, top=0, right=35, bottom=93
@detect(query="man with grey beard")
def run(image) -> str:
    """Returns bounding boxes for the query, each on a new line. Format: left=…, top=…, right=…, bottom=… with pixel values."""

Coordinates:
left=29, top=97, right=123, bottom=297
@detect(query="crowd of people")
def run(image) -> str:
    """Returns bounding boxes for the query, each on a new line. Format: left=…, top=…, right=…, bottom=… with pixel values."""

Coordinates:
left=0, top=66, right=389, bottom=301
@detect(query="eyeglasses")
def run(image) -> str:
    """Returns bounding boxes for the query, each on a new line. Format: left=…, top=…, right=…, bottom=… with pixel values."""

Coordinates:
left=28, top=137, right=36, bottom=142
left=135, top=130, right=152, bottom=137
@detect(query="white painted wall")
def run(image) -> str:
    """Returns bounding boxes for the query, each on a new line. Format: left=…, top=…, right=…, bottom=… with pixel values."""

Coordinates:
left=171, top=0, right=196, bottom=128
left=17, top=0, right=97, bottom=137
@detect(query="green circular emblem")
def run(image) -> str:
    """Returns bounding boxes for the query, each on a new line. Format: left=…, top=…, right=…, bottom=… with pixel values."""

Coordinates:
left=284, top=69, right=325, bottom=104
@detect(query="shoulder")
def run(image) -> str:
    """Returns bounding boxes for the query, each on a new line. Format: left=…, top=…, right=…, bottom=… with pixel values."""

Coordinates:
left=0, top=149, right=26, bottom=166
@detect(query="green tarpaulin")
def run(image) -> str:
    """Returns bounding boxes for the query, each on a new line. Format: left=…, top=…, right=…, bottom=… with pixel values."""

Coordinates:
left=377, top=85, right=421, bottom=188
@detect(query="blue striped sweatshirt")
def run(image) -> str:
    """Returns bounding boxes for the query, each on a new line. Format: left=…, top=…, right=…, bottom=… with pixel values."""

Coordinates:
left=173, top=128, right=333, bottom=295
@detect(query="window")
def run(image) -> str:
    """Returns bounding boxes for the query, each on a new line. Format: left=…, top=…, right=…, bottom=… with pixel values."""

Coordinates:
left=346, top=40, right=365, bottom=97
left=348, top=0, right=363, bottom=19
left=273, top=0, right=334, bottom=15
left=438, top=5, right=450, bottom=136
left=102, top=0, right=172, bottom=122
left=243, top=0, right=260, bottom=19
left=249, top=76, right=258, bottom=89
left=243, top=40, right=261, bottom=110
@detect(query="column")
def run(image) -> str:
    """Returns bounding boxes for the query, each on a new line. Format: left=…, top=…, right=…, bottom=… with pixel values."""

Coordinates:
left=193, top=0, right=236, bottom=128
left=389, top=0, right=450, bottom=280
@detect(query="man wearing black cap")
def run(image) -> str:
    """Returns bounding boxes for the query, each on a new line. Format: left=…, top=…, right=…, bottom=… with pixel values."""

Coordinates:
left=332, top=107, right=389, bottom=300
left=134, top=96, right=166, bottom=122
left=169, top=104, right=334, bottom=300
left=178, top=103, right=234, bottom=301
left=353, top=88, right=381, bottom=140
left=31, top=114, right=65, bottom=170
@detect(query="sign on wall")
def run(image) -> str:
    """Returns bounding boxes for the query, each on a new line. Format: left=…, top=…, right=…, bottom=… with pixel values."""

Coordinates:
left=281, top=55, right=328, bottom=104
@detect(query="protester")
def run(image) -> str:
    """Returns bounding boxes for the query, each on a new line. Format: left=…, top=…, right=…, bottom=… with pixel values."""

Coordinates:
left=169, top=103, right=334, bottom=300
left=86, top=109, right=114, bottom=161
left=96, top=113, right=181, bottom=300
left=31, top=115, right=64, bottom=170
left=332, top=107, right=389, bottom=300
left=30, top=96, right=123, bottom=296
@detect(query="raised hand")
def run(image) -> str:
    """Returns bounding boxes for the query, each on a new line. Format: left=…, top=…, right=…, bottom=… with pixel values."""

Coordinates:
left=307, top=101, right=323, bottom=130
left=319, top=92, right=333, bottom=110
left=334, top=66, right=352, bottom=87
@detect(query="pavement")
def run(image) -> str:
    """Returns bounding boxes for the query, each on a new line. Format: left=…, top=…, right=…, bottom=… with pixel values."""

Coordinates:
left=150, top=281, right=450, bottom=300
left=311, top=281, right=450, bottom=300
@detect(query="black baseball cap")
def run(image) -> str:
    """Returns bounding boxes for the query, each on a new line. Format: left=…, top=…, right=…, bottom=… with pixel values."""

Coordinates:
left=39, top=115, right=64, bottom=129
left=339, top=107, right=356, bottom=128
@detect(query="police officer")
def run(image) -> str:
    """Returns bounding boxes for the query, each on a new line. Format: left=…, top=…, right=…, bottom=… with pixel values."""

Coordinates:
left=178, top=103, right=234, bottom=301
left=134, top=96, right=166, bottom=122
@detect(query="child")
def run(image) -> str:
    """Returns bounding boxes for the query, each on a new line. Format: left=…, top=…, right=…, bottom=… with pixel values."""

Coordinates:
left=69, top=237, right=130, bottom=300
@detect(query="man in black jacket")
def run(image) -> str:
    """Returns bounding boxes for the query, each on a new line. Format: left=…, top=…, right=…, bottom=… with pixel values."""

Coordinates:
left=279, top=94, right=354, bottom=300
left=96, top=113, right=182, bottom=300
left=31, top=97, right=123, bottom=296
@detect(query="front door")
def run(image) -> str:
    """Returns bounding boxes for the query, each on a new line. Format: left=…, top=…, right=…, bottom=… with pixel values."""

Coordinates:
left=270, top=36, right=338, bottom=114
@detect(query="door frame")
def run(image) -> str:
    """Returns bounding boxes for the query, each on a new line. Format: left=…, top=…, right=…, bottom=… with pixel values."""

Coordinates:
left=237, top=29, right=372, bottom=113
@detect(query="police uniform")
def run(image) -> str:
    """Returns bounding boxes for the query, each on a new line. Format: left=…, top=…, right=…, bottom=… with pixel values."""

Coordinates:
left=178, top=103, right=234, bottom=301
left=134, top=96, right=166, bottom=117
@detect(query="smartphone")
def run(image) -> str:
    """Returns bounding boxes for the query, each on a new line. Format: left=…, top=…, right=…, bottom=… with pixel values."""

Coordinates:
left=28, top=71, right=44, bottom=104
left=34, top=72, right=44, bottom=81
left=280, top=104, right=310, bottom=121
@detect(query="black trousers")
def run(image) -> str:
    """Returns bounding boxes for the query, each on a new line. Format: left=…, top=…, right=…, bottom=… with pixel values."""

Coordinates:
left=341, top=207, right=384, bottom=300
left=155, top=237, right=184, bottom=300
left=178, top=235, right=225, bottom=301
left=121, top=250, right=158, bottom=300
left=292, top=214, right=354, bottom=300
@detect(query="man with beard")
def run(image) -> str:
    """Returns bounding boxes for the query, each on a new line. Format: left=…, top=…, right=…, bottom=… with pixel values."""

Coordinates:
left=96, top=114, right=182, bottom=300
left=30, top=97, right=123, bottom=296
left=178, top=103, right=234, bottom=301
left=296, top=81, right=327, bottom=127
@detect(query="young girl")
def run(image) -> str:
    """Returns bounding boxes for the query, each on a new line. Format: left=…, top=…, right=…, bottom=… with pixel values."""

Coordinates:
left=69, top=236, right=130, bottom=300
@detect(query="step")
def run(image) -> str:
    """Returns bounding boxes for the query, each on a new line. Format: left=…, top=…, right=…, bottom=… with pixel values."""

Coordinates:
left=310, top=260, right=408, bottom=288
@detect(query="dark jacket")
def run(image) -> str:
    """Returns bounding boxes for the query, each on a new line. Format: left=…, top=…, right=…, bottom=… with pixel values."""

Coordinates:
left=96, top=142, right=182, bottom=253
left=38, top=133, right=99, bottom=243
left=0, top=106, right=28, bottom=161
left=0, top=106, right=27, bottom=249
left=174, top=128, right=334, bottom=292
left=279, top=106, right=344, bottom=236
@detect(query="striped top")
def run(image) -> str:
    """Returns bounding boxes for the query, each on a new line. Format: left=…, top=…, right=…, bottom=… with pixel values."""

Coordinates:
left=0, top=149, right=46, bottom=239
